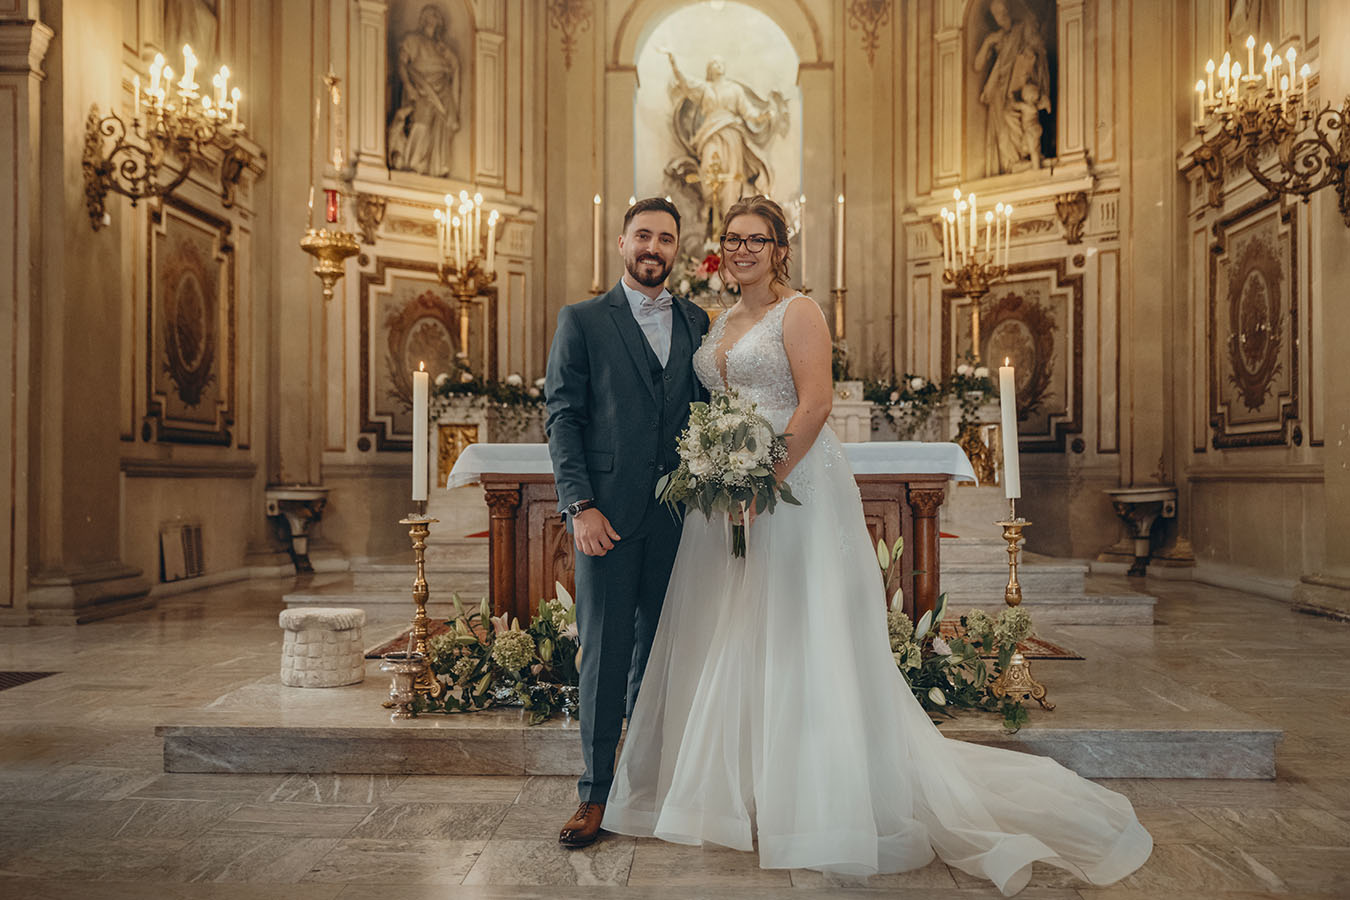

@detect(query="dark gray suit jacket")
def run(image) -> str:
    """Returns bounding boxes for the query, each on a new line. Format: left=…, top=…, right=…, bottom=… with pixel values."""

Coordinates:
left=544, top=282, right=710, bottom=537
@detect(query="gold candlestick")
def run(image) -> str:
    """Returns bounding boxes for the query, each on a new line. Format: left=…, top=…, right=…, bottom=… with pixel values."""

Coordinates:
left=991, top=497, right=1053, bottom=710
left=995, top=498, right=1030, bottom=606
left=399, top=506, right=444, bottom=699
left=831, top=287, right=846, bottom=340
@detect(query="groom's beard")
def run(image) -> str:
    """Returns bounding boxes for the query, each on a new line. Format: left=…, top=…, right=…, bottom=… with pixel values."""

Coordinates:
left=625, top=253, right=673, bottom=288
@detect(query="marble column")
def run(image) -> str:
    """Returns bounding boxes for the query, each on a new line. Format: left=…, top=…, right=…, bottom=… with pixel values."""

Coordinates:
left=1115, top=0, right=1173, bottom=489
left=1292, top=3, right=1350, bottom=616
left=19, top=0, right=151, bottom=621
left=0, top=14, right=52, bottom=619
left=271, top=0, right=327, bottom=491
left=353, top=0, right=388, bottom=176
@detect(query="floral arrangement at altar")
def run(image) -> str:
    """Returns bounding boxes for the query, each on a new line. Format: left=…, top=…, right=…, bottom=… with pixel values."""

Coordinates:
left=428, top=358, right=546, bottom=441
left=669, top=240, right=739, bottom=307
left=864, top=357, right=998, bottom=439
left=415, top=584, right=580, bottom=725
left=878, top=537, right=1034, bottom=732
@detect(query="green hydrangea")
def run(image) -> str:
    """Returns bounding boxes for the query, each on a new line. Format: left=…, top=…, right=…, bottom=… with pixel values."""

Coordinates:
left=452, top=657, right=477, bottom=681
left=994, top=606, right=1034, bottom=647
left=963, top=608, right=995, bottom=644
left=491, top=629, right=536, bottom=672
left=427, top=632, right=457, bottom=666
left=887, top=608, right=914, bottom=650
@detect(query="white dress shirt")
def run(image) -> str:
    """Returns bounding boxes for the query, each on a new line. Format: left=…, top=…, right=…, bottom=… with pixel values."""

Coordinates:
left=621, top=278, right=674, bottom=367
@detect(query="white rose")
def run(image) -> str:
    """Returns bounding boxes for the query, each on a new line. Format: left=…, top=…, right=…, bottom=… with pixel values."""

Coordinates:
left=527, top=386, right=541, bottom=398
left=535, top=377, right=546, bottom=389
left=505, top=373, right=523, bottom=386
left=889, top=391, right=900, bottom=403
left=730, top=449, right=757, bottom=474
left=434, top=373, right=449, bottom=387
left=932, top=636, right=952, bottom=656
left=688, top=456, right=713, bottom=477
left=974, top=366, right=989, bottom=378
left=679, top=279, right=692, bottom=295
left=956, top=364, right=972, bottom=376
left=708, top=273, right=723, bottom=292
left=910, top=376, right=926, bottom=390
left=460, top=371, right=475, bottom=383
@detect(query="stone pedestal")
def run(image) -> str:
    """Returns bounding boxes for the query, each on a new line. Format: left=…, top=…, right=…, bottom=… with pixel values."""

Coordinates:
left=279, top=607, right=367, bottom=688
left=829, top=381, right=872, bottom=442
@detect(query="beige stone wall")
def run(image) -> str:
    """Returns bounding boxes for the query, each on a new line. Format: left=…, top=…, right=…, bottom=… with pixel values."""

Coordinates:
left=5, top=0, right=1349, bottom=618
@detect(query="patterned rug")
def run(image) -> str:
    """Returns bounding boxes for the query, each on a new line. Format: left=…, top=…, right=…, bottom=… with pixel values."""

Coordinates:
left=368, top=621, right=1081, bottom=661
left=938, top=621, right=1083, bottom=660
left=0, top=671, right=58, bottom=692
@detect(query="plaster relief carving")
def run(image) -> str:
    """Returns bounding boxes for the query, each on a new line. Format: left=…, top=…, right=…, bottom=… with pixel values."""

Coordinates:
left=387, top=4, right=462, bottom=177
left=355, top=193, right=388, bottom=244
left=973, top=0, right=1054, bottom=175
left=847, top=0, right=892, bottom=66
left=661, top=49, right=788, bottom=242
left=1055, top=191, right=1089, bottom=244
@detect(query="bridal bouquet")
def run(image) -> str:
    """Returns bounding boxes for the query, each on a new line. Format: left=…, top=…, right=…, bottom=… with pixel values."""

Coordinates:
left=656, top=390, right=800, bottom=557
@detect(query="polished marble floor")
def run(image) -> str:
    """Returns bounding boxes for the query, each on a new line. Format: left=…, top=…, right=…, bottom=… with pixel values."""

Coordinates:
left=1, top=576, right=1349, bottom=898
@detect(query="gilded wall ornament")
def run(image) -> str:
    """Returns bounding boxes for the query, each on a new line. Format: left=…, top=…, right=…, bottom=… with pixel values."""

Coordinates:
left=1054, top=191, right=1089, bottom=244
left=356, top=193, right=388, bottom=245
left=847, top=0, right=891, bottom=65
left=547, top=0, right=593, bottom=71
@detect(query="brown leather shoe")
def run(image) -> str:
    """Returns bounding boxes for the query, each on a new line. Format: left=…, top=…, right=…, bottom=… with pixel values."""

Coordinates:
left=558, top=800, right=605, bottom=848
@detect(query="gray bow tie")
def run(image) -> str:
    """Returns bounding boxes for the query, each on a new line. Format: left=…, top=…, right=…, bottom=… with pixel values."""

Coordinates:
left=640, top=295, right=672, bottom=314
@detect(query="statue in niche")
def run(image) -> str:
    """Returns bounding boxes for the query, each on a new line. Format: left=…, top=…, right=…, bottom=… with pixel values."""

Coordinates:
left=166, top=0, right=218, bottom=62
left=387, top=4, right=462, bottom=178
left=1227, top=0, right=1276, bottom=51
left=661, top=49, right=789, bottom=242
left=974, top=0, right=1052, bottom=175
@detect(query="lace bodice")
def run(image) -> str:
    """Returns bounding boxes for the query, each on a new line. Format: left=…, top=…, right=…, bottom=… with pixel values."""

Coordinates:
left=693, top=294, right=808, bottom=415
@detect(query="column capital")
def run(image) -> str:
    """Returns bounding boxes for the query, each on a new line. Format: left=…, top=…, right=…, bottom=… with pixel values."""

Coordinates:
left=0, top=18, right=53, bottom=78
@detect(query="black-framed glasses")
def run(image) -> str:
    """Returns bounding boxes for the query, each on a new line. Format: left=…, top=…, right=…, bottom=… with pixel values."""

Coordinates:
left=720, top=234, right=771, bottom=252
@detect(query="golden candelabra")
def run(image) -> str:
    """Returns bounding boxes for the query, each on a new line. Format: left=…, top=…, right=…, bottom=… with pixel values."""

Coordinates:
left=434, top=191, right=501, bottom=358
left=83, top=44, right=251, bottom=230
left=1192, top=36, right=1350, bottom=224
left=399, top=504, right=444, bottom=700
left=990, top=497, right=1054, bottom=710
left=831, top=287, right=847, bottom=340
left=938, top=190, right=1013, bottom=362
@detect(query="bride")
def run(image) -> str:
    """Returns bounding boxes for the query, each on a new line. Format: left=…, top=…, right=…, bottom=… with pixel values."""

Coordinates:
left=600, top=196, right=1152, bottom=896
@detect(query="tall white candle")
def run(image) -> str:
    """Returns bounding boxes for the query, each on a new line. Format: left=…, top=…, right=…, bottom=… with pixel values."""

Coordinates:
left=998, top=359, right=1021, bottom=499
left=968, top=193, right=977, bottom=251
left=939, top=208, right=949, bottom=270
left=957, top=201, right=968, bottom=258
left=412, top=364, right=429, bottom=502
left=592, top=193, right=602, bottom=288
left=798, top=193, right=807, bottom=288
left=133, top=74, right=140, bottom=118
left=834, top=193, right=845, bottom=290
left=1246, top=35, right=1255, bottom=82
left=230, top=87, right=240, bottom=127
left=486, top=210, right=498, bottom=274
left=473, top=192, right=483, bottom=256
left=984, top=211, right=994, bottom=263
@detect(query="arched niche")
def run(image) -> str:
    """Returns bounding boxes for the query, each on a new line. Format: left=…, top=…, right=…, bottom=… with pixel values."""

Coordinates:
left=610, top=0, right=823, bottom=68
left=384, top=0, right=477, bottom=181
left=962, top=0, right=1057, bottom=181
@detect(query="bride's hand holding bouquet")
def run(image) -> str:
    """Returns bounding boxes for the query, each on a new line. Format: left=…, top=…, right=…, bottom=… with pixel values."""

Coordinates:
left=655, top=390, right=800, bottom=557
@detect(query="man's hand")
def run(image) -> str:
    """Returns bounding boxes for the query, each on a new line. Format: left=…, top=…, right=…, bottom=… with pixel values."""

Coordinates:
left=573, top=508, right=621, bottom=557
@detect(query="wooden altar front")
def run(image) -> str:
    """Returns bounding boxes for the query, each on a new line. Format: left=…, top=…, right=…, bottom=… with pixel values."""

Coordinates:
left=480, top=472, right=951, bottom=626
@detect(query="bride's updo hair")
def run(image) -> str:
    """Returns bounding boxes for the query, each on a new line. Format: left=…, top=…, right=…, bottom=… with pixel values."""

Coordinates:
left=720, top=195, right=792, bottom=289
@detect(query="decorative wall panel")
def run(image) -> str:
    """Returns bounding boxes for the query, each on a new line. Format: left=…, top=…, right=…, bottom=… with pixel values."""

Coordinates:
left=145, top=197, right=235, bottom=445
left=1208, top=197, right=1298, bottom=448
left=359, top=257, right=496, bottom=450
left=943, top=260, right=1083, bottom=452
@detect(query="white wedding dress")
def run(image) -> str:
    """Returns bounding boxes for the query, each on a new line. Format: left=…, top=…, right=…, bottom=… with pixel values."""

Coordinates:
left=601, top=294, right=1152, bottom=896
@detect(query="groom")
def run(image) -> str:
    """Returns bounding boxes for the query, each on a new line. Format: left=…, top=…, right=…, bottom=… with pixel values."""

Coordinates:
left=544, top=197, right=709, bottom=848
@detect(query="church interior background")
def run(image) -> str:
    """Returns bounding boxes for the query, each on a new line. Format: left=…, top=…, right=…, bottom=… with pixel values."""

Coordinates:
left=3, top=0, right=1350, bottom=894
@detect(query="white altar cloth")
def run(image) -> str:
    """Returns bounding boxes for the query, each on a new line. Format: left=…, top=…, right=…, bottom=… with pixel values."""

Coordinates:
left=445, top=442, right=976, bottom=490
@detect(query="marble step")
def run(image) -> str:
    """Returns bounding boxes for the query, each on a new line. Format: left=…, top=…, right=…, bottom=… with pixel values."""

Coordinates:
left=939, top=556, right=1088, bottom=596
left=157, top=630, right=1280, bottom=779
left=938, top=591, right=1156, bottom=625
left=284, top=576, right=489, bottom=622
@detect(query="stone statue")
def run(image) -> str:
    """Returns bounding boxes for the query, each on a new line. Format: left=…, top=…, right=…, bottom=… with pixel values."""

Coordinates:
left=661, top=49, right=789, bottom=242
left=974, top=0, right=1051, bottom=175
left=387, top=4, right=462, bottom=178
left=1227, top=0, right=1276, bottom=52
left=165, top=0, right=218, bottom=63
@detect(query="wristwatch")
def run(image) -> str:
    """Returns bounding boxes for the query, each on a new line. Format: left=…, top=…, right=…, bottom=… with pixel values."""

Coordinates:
left=563, top=498, right=596, bottom=517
